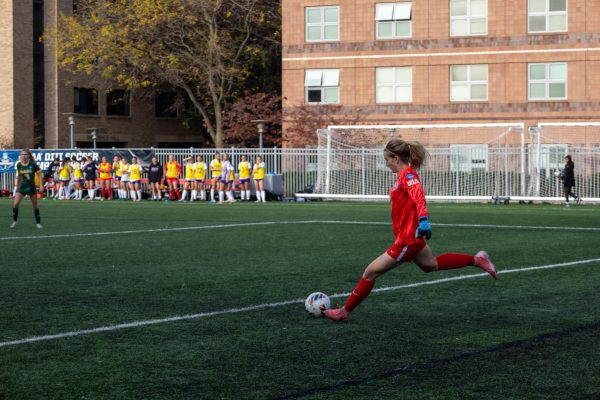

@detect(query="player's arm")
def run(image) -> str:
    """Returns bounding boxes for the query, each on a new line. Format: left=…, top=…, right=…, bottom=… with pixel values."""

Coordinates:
left=176, top=162, right=182, bottom=176
left=406, top=179, right=431, bottom=239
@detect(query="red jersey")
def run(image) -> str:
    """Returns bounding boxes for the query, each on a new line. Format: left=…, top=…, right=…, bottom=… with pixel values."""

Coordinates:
left=389, top=166, right=429, bottom=245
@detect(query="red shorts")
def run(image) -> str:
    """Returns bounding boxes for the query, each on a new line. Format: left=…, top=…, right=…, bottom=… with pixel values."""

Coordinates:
left=386, top=240, right=426, bottom=263
left=166, top=177, right=178, bottom=182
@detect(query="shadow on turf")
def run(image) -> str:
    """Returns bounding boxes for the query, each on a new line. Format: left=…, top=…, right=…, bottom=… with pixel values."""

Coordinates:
left=273, top=321, right=600, bottom=400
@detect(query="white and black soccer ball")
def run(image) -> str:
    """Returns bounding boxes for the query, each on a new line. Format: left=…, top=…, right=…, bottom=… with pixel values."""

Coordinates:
left=305, top=292, right=331, bottom=317
left=554, top=170, right=562, bottom=177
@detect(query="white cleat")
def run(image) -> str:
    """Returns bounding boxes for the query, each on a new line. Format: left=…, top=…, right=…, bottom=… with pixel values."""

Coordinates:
left=36, top=223, right=43, bottom=229
left=10, top=221, right=17, bottom=229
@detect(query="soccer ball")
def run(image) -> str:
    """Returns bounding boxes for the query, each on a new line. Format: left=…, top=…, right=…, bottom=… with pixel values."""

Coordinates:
left=305, top=292, right=331, bottom=317
left=554, top=171, right=562, bottom=177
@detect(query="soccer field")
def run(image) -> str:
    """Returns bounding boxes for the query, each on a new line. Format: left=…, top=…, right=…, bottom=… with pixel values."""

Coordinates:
left=1, top=199, right=599, bottom=399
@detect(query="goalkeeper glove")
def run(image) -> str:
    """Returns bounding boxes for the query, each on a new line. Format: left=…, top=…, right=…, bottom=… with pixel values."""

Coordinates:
left=415, top=217, right=432, bottom=240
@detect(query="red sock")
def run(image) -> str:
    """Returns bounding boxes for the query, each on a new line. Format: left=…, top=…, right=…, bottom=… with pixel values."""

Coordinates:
left=169, top=190, right=174, bottom=200
left=108, top=188, right=112, bottom=199
left=176, top=190, right=181, bottom=200
left=344, top=277, right=375, bottom=312
left=436, top=253, right=475, bottom=270
left=101, top=188, right=106, bottom=198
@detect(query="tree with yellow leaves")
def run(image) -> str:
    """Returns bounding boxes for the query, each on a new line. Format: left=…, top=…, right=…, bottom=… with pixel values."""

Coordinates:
left=50, top=0, right=280, bottom=147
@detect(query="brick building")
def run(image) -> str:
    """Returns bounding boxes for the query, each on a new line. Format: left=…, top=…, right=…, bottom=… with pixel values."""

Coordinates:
left=0, top=0, right=200, bottom=150
left=282, top=0, right=600, bottom=146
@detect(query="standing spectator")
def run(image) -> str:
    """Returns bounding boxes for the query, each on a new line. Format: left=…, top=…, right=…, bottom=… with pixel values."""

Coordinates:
left=238, top=154, right=252, bottom=201
left=57, top=157, right=72, bottom=200
left=218, top=153, right=235, bottom=204
left=83, top=156, right=98, bottom=200
left=252, top=155, right=266, bottom=203
left=112, top=155, right=122, bottom=200
left=147, top=156, right=163, bottom=201
left=561, top=155, right=581, bottom=207
left=194, top=155, right=207, bottom=201
left=71, top=158, right=85, bottom=200
left=10, top=149, right=44, bottom=229
left=119, top=158, right=131, bottom=200
left=128, top=157, right=144, bottom=202
left=209, top=152, right=222, bottom=203
left=98, top=156, right=112, bottom=200
left=180, top=156, right=196, bottom=202
left=164, top=154, right=182, bottom=201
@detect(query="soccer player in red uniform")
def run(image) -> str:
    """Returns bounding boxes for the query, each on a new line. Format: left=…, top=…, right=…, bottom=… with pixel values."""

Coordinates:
left=324, top=138, right=497, bottom=322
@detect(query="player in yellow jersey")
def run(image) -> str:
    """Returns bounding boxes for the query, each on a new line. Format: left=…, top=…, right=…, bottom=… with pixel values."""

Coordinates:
left=209, top=152, right=222, bottom=202
left=164, top=154, right=182, bottom=200
left=98, top=156, right=112, bottom=200
left=112, top=155, right=122, bottom=200
left=180, top=156, right=196, bottom=202
left=71, top=158, right=84, bottom=200
left=238, top=154, right=252, bottom=201
left=58, top=156, right=72, bottom=200
left=194, top=155, right=207, bottom=201
left=252, top=155, right=266, bottom=203
left=128, top=157, right=144, bottom=201
left=119, top=158, right=131, bottom=200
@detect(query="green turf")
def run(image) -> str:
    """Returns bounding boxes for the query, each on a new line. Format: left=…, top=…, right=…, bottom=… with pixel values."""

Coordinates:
left=0, top=199, right=599, bottom=399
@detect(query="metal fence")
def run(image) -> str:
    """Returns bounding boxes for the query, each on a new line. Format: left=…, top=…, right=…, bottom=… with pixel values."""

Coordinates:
left=1, top=146, right=599, bottom=201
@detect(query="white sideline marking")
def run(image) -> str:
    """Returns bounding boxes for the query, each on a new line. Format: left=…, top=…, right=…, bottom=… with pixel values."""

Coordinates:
left=2, top=220, right=600, bottom=241
left=1, top=257, right=599, bottom=349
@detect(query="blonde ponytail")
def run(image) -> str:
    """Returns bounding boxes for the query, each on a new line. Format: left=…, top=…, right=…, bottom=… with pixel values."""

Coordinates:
left=384, top=139, right=427, bottom=168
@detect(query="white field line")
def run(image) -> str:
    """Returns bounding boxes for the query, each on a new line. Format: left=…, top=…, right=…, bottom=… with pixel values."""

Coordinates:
left=1, top=257, right=599, bottom=349
left=2, top=220, right=600, bottom=242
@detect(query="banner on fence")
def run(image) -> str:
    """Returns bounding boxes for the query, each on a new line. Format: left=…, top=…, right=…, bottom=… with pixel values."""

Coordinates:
left=0, top=149, right=154, bottom=173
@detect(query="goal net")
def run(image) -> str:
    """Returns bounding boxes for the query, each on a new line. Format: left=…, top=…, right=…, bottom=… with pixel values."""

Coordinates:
left=312, top=123, right=527, bottom=202
left=530, top=123, right=600, bottom=200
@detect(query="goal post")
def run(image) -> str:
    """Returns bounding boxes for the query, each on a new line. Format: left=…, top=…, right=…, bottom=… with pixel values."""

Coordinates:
left=307, top=123, right=527, bottom=202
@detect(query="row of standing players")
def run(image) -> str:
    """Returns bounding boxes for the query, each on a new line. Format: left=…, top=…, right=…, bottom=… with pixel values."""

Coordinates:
left=44, top=153, right=268, bottom=203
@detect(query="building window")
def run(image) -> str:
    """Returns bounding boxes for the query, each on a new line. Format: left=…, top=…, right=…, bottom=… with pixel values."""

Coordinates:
left=155, top=92, right=178, bottom=118
left=450, top=64, right=488, bottom=101
left=74, top=87, right=98, bottom=115
left=376, top=2, right=412, bottom=39
left=376, top=67, right=412, bottom=103
left=450, top=144, right=488, bottom=172
left=528, top=0, right=567, bottom=33
left=450, top=0, right=487, bottom=36
left=106, top=90, right=130, bottom=116
left=305, top=69, right=340, bottom=104
left=528, top=62, right=567, bottom=100
left=305, top=6, right=339, bottom=42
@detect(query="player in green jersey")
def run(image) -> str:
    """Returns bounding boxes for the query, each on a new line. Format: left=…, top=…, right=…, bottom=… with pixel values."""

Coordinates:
left=10, top=149, right=43, bottom=229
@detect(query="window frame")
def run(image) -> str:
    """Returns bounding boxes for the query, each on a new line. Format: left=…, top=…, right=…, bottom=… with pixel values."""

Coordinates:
left=449, top=64, right=489, bottom=102
left=305, top=6, right=340, bottom=42
left=528, top=0, right=568, bottom=33
left=106, top=89, right=131, bottom=117
left=375, top=2, right=413, bottom=40
left=304, top=69, right=340, bottom=105
left=73, top=87, right=99, bottom=115
left=449, top=0, right=488, bottom=37
left=375, top=66, right=413, bottom=103
left=528, top=62, right=568, bottom=101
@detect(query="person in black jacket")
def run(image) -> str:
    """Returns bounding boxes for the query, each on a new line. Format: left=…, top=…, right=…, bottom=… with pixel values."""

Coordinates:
left=147, top=156, right=163, bottom=200
left=561, top=155, right=581, bottom=207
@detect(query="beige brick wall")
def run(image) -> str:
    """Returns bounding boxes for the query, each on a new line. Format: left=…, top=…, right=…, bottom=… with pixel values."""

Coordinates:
left=0, top=0, right=34, bottom=149
left=282, top=0, right=600, bottom=145
left=0, top=0, right=14, bottom=147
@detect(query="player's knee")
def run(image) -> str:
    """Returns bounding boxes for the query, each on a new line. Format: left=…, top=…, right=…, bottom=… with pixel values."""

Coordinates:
left=419, top=264, right=438, bottom=273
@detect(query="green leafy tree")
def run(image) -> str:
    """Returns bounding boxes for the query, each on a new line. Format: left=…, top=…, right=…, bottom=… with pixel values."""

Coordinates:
left=51, top=0, right=281, bottom=147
